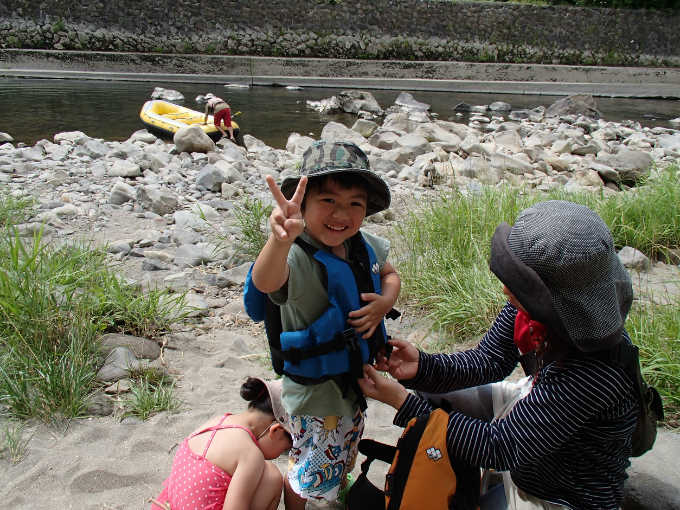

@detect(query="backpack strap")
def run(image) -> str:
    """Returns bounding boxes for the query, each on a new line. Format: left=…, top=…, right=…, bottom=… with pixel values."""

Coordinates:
left=605, top=336, right=664, bottom=457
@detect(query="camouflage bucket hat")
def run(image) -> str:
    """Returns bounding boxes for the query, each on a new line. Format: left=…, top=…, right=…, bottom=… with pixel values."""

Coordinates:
left=281, top=140, right=390, bottom=216
left=489, top=200, right=633, bottom=352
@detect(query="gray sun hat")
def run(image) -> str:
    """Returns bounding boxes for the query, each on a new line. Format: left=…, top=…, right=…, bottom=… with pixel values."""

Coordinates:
left=489, top=200, right=633, bottom=353
left=281, top=140, right=390, bottom=216
left=256, top=378, right=291, bottom=433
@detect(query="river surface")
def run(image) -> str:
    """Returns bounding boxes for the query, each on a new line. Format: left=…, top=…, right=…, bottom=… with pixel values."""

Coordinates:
left=1, top=78, right=678, bottom=148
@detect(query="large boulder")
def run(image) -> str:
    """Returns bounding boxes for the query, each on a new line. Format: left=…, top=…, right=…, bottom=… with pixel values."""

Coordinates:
left=338, top=90, right=383, bottom=115
left=151, top=87, right=184, bottom=101
left=546, top=94, right=601, bottom=119
left=174, top=125, right=215, bottom=154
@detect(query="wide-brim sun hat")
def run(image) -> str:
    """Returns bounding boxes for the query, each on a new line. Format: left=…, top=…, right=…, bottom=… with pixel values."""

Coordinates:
left=281, top=140, right=390, bottom=217
left=255, top=378, right=291, bottom=434
left=489, top=200, right=633, bottom=353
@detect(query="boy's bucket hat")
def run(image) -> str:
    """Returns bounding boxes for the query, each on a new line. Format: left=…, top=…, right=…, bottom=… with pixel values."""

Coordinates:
left=281, top=140, right=390, bottom=216
left=254, top=378, right=291, bottom=433
left=489, top=200, right=633, bottom=353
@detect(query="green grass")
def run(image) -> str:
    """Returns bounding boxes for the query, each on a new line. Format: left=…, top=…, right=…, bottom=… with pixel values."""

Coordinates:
left=0, top=194, right=186, bottom=422
left=596, top=166, right=680, bottom=261
left=627, top=300, right=680, bottom=426
left=395, top=163, right=680, bottom=424
left=0, top=421, right=30, bottom=463
left=0, top=194, right=34, bottom=227
left=232, top=196, right=273, bottom=259
left=122, top=367, right=182, bottom=420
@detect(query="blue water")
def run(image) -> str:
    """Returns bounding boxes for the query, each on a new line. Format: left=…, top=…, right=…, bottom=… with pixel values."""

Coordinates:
left=1, top=78, right=678, bottom=147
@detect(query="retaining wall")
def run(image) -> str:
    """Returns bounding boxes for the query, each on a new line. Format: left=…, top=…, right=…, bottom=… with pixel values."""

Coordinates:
left=1, top=0, right=678, bottom=66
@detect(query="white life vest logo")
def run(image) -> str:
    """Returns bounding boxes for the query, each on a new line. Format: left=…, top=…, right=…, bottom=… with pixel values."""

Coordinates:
left=371, top=262, right=379, bottom=274
left=426, top=446, right=442, bottom=461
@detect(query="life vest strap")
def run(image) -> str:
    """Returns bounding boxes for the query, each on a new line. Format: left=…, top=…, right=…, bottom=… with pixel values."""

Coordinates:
left=281, top=328, right=359, bottom=365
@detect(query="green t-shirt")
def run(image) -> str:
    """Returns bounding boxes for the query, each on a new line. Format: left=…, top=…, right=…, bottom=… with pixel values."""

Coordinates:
left=269, top=230, right=390, bottom=417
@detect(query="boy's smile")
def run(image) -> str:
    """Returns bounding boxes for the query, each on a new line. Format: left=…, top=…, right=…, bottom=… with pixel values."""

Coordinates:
left=303, top=179, right=368, bottom=252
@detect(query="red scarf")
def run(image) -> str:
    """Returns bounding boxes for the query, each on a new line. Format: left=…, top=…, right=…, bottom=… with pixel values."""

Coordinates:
left=513, top=309, right=547, bottom=355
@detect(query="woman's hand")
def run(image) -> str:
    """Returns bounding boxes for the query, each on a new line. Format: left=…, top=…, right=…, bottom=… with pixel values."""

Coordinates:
left=358, top=365, right=409, bottom=410
left=373, top=338, right=420, bottom=381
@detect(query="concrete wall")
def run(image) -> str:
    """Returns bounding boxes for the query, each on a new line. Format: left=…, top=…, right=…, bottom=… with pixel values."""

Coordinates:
left=1, top=0, right=678, bottom=66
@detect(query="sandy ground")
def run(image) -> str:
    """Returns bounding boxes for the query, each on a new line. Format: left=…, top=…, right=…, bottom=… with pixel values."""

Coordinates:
left=0, top=181, right=678, bottom=510
left=0, top=312, right=423, bottom=509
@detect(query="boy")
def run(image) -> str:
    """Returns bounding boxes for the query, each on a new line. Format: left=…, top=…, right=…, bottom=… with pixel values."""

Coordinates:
left=251, top=140, right=401, bottom=509
left=203, top=93, right=234, bottom=141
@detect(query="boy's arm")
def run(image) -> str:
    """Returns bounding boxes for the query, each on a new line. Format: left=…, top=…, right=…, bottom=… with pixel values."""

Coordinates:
left=348, top=260, right=401, bottom=338
left=380, top=261, right=401, bottom=309
left=252, top=235, right=293, bottom=293
left=251, top=175, right=307, bottom=293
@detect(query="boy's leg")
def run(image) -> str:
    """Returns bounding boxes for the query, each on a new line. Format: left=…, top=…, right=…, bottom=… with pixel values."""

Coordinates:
left=287, top=412, right=364, bottom=506
left=252, top=461, right=285, bottom=510
left=284, top=476, right=307, bottom=510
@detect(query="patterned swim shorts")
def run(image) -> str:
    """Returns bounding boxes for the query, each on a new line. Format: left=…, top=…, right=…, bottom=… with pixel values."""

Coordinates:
left=287, top=410, right=365, bottom=501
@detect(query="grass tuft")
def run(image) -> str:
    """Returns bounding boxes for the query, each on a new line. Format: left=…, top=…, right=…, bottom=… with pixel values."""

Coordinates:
left=0, top=421, right=30, bottom=463
left=395, top=163, right=680, bottom=424
left=0, top=193, right=187, bottom=422
left=232, top=196, right=273, bottom=259
left=122, top=367, right=182, bottom=420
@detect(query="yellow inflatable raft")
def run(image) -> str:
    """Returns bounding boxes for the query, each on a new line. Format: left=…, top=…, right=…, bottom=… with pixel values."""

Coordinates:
left=139, top=100, right=240, bottom=142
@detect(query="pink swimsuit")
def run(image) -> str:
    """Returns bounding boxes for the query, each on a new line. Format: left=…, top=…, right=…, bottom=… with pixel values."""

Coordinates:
left=151, top=414, right=258, bottom=510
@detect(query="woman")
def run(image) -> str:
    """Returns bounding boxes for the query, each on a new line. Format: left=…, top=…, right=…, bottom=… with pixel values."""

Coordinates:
left=359, top=200, right=639, bottom=510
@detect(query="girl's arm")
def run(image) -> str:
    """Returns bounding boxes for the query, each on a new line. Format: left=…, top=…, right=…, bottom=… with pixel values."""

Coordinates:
left=222, top=446, right=266, bottom=510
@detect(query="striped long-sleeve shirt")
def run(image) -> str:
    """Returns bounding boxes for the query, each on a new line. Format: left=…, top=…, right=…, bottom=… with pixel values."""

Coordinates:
left=394, top=303, right=638, bottom=510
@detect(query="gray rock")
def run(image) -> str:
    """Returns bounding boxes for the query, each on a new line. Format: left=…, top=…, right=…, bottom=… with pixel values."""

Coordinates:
left=99, top=332, right=161, bottom=360
left=128, top=129, right=158, bottom=144
left=96, top=346, right=141, bottom=382
left=83, top=391, right=114, bottom=417
left=151, top=87, right=184, bottom=101
left=546, top=94, right=601, bottom=119
left=394, top=92, right=429, bottom=113
left=174, top=125, right=215, bottom=154
left=320, top=121, right=367, bottom=146
left=352, top=119, right=379, bottom=138
left=596, top=149, right=653, bottom=184
left=109, top=159, right=142, bottom=177
left=174, top=243, right=214, bottom=267
left=196, top=164, right=227, bottom=192
left=286, top=132, right=316, bottom=155
left=109, top=181, right=136, bottom=205
left=618, top=246, right=651, bottom=271
left=107, top=240, right=132, bottom=255
left=339, top=90, right=383, bottom=115
left=136, top=186, right=179, bottom=216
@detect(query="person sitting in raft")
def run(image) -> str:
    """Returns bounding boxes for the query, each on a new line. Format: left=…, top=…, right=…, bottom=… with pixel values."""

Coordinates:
left=203, top=93, right=235, bottom=141
left=359, top=200, right=640, bottom=510
left=150, top=377, right=293, bottom=510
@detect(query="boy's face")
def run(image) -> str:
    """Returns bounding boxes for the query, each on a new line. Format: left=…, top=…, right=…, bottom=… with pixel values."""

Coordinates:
left=303, top=178, right=368, bottom=248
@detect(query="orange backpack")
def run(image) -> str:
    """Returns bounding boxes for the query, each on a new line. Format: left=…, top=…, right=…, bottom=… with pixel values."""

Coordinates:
left=346, top=409, right=480, bottom=510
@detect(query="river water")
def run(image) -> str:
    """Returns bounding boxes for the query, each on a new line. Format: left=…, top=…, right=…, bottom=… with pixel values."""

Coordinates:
left=1, top=78, right=678, bottom=148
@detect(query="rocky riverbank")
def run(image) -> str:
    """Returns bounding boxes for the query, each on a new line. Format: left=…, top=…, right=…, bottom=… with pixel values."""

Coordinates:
left=0, top=90, right=679, bottom=509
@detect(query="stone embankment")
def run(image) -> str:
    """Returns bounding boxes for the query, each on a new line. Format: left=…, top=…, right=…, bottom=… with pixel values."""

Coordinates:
left=0, top=90, right=679, bottom=509
left=2, top=0, right=679, bottom=67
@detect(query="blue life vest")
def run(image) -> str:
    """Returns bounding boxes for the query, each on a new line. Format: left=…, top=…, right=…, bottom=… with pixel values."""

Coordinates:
left=243, top=233, right=394, bottom=384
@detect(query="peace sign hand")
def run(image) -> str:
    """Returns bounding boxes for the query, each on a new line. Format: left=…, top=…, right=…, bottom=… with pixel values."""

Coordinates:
left=265, top=175, right=307, bottom=243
